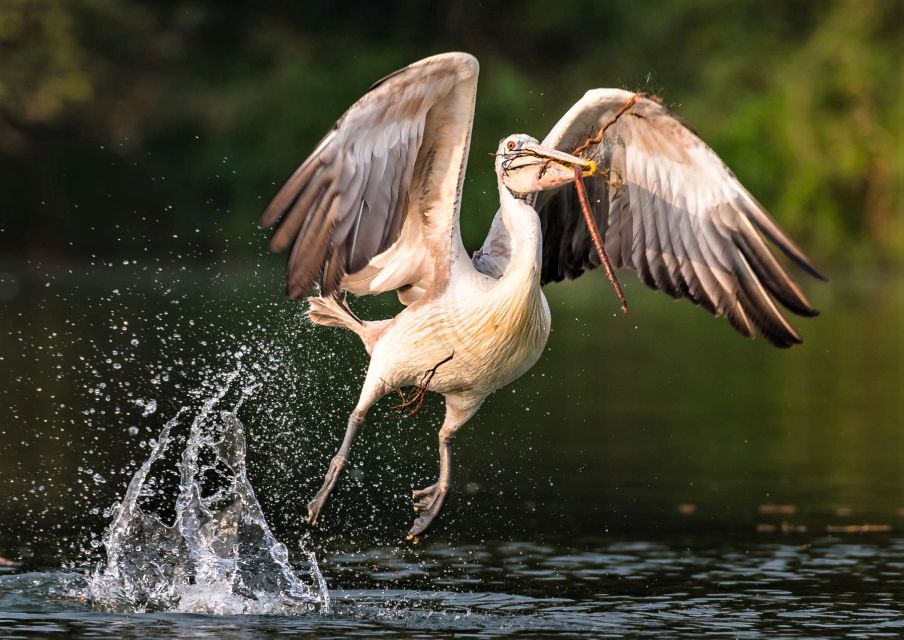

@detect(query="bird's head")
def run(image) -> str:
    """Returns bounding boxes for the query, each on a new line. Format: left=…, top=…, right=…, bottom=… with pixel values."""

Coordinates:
left=495, top=134, right=597, bottom=197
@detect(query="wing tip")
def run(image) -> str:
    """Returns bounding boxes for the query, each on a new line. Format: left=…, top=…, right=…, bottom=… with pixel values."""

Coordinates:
left=286, top=279, right=313, bottom=300
left=771, top=332, right=803, bottom=349
left=369, top=52, right=478, bottom=92
left=760, top=308, right=805, bottom=348
left=809, top=265, right=829, bottom=283
left=268, top=234, right=290, bottom=255
left=742, top=200, right=828, bottom=284
left=788, top=251, right=828, bottom=283
left=259, top=204, right=281, bottom=229
left=751, top=322, right=803, bottom=349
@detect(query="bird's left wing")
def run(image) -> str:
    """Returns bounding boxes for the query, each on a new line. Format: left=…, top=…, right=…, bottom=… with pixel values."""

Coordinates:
left=532, top=89, right=825, bottom=347
left=261, top=52, right=478, bottom=304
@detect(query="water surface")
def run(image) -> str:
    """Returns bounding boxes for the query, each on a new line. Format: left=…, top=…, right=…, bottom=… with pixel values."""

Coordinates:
left=3, top=534, right=904, bottom=637
left=1, top=259, right=903, bottom=637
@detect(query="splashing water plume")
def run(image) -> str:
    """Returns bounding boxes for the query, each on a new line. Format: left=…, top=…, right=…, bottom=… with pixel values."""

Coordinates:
left=86, top=365, right=329, bottom=615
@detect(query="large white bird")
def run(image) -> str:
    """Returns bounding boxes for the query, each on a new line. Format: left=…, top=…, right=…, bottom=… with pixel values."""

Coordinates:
left=260, top=52, right=823, bottom=541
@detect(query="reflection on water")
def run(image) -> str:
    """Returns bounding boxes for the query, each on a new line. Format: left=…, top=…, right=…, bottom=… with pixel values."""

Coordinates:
left=1, top=258, right=903, bottom=636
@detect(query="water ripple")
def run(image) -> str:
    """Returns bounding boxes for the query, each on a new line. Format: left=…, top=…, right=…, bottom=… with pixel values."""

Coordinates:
left=2, top=534, right=904, bottom=637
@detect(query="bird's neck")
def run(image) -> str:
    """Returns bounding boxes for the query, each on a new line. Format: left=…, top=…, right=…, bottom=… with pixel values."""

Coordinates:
left=497, top=179, right=543, bottom=285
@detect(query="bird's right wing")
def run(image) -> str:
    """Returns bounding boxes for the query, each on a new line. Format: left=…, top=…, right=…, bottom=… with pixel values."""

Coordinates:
left=261, top=52, right=479, bottom=305
left=533, top=90, right=825, bottom=347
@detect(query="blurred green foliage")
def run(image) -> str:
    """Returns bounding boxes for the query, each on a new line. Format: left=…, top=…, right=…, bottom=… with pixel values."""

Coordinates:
left=0, top=0, right=901, bottom=263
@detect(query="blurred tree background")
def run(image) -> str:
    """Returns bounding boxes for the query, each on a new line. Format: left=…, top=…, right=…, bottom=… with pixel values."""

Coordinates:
left=0, top=0, right=901, bottom=264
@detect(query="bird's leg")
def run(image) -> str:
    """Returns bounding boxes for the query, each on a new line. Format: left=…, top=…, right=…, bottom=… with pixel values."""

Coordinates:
left=407, top=423, right=458, bottom=541
left=306, top=374, right=388, bottom=527
left=407, top=397, right=481, bottom=542
left=307, top=409, right=364, bottom=526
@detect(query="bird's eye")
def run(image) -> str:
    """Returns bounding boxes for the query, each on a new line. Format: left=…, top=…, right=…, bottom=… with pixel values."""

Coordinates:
left=506, top=140, right=517, bottom=151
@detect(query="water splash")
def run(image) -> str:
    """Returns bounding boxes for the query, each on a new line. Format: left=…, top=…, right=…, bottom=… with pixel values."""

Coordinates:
left=86, top=366, right=329, bottom=615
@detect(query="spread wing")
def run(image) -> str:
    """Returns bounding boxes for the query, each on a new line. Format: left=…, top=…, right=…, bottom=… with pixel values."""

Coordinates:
left=531, top=89, right=824, bottom=347
left=261, top=52, right=478, bottom=305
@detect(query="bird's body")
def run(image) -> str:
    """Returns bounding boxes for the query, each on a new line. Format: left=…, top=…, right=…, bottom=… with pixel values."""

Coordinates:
left=373, top=275, right=550, bottom=401
left=363, top=186, right=549, bottom=401
left=260, top=52, right=824, bottom=540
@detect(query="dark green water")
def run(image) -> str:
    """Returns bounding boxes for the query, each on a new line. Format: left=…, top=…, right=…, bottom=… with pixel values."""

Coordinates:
left=1, top=256, right=903, bottom=637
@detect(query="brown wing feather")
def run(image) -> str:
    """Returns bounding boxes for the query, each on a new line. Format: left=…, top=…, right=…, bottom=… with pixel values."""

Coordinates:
left=530, top=89, right=824, bottom=348
left=261, top=53, right=478, bottom=302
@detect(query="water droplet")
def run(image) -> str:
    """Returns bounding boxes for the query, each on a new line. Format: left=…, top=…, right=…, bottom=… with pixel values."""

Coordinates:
left=142, top=399, right=157, bottom=417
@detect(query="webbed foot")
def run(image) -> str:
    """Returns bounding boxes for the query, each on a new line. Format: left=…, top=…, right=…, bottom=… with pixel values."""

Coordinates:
left=406, top=482, right=449, bottom=542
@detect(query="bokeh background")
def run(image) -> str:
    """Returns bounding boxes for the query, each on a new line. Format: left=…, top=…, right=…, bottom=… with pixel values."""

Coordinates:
left=1, top=0, right=903, bottom=565
left=2, top=0, right=902, bottom=261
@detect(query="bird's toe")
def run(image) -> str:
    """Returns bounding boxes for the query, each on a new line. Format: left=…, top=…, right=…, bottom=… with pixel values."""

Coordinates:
left=306, top=498, right=325, bottom=527
left=406, top=483, right=449, bottom=540
left=412, top=484, right=437, bottom=499
left=407, top=513, right=434, bottom=539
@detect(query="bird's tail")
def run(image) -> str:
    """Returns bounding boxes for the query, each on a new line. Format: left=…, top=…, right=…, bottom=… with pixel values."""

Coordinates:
left=307, top=295, right=390, bottom=356
left=307, top=295, right=365, bottom=335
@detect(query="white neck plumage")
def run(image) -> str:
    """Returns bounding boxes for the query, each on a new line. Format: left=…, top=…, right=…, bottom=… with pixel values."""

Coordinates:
left=497, top=177, right=543, bottom=286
